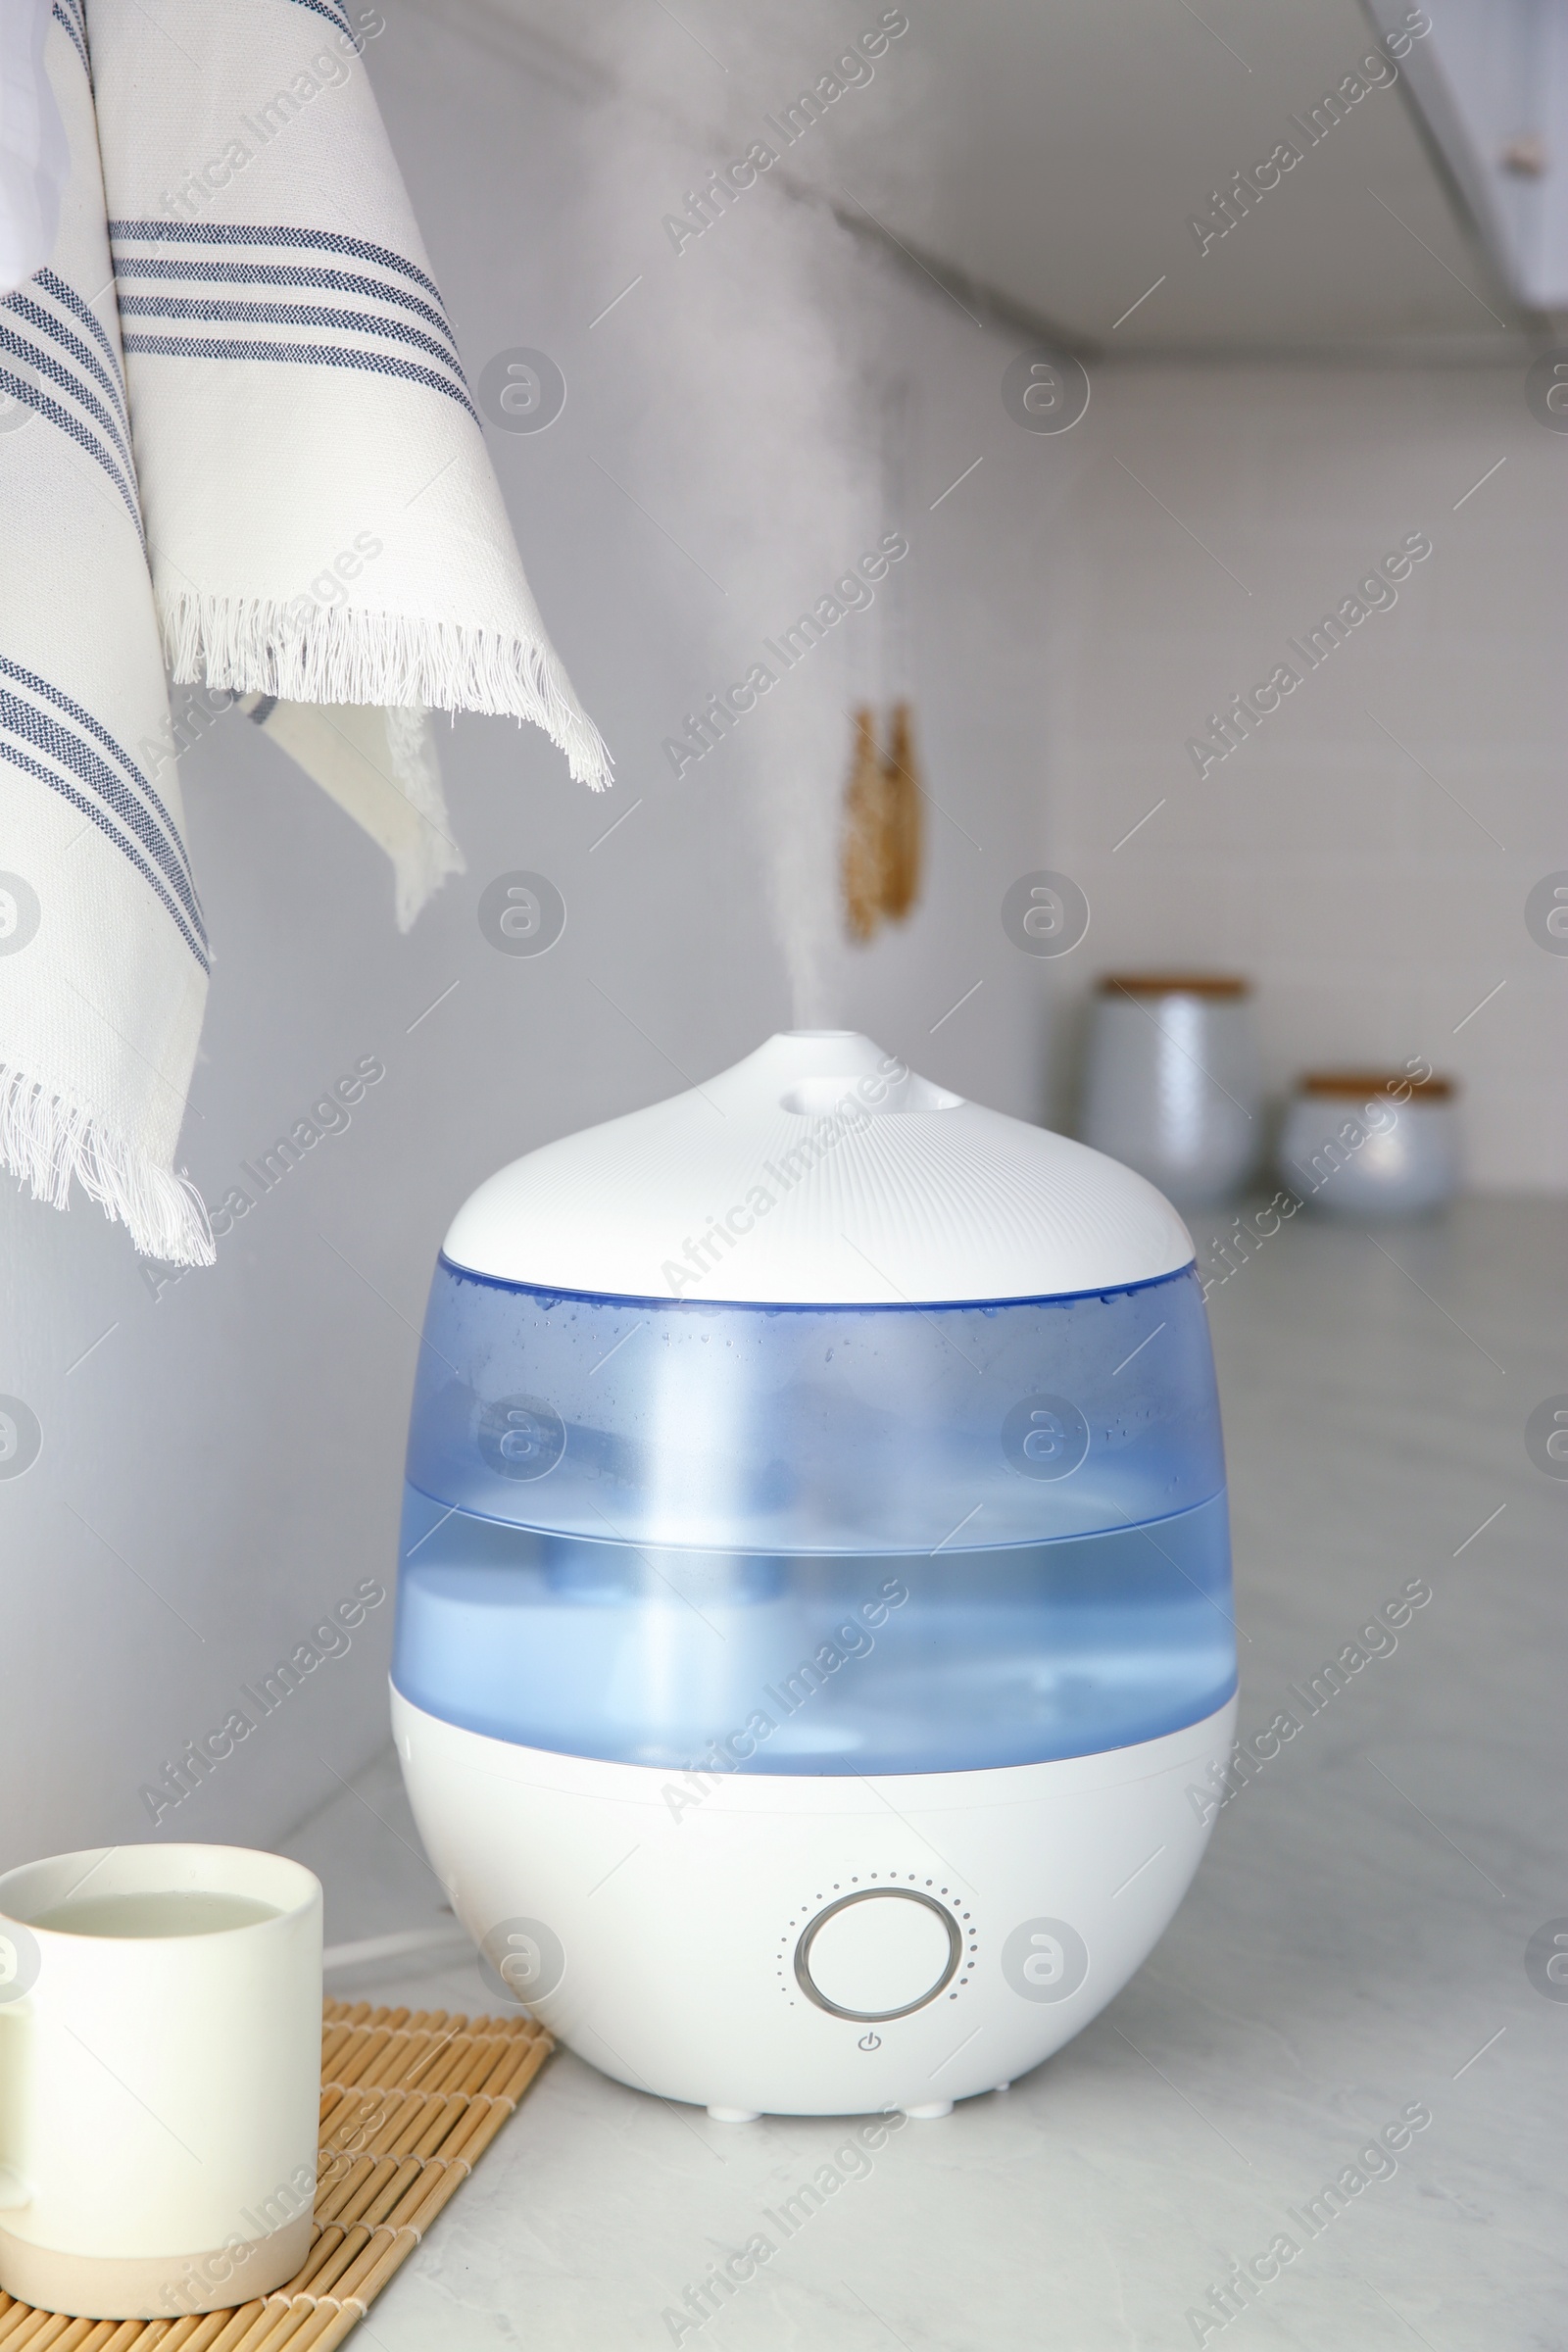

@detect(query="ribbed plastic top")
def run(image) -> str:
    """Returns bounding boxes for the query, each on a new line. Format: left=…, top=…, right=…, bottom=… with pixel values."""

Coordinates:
left=442, top=1031, right=1195, bottom=1305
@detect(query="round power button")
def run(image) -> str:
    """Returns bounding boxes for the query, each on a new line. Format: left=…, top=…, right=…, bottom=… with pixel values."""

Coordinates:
left=794, top=1889, right=961, bottom=2023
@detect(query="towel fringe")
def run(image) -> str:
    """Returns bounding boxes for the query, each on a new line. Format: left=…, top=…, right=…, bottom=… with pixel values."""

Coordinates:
left=0, top=1063, right=215, bottom=1266
left=160, top=590, right=614, bottom=792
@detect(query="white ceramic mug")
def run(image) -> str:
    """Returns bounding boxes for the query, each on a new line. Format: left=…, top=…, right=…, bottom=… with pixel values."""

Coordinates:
left=1080, top=975, right=1261, bottom=1206
left=0, top=1843, right=321, bottom=2321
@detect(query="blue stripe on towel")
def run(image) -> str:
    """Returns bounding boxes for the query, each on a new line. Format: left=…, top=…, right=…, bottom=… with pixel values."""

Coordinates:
left=0, top=737, right=209, bottom=975
left=112, top=258, right=460, bottom=356
left=1, top=291, right=131, bottom=443
left=0, top=654, right=202, bottom=915
left=35, top=269, right=125, bottom=380
left=51, top=0, right=88, bottom=74
left=0, top=364, right=143, bottom=542
left=121, top=333, right=480, bottom=423
left=0, top=685, right=208, bottom=952
left=286, top=0, right=354, bottom=28
left=116, top=296, right=466, bottom=384
left=0, top=734, right=209, bottom=975
left=109, top=220, right=446, bottom=310
left=0, top=316, right=137, bottom=481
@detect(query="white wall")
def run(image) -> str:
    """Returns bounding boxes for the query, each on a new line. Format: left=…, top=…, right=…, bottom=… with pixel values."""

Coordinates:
left=3, top=6, right=1563, bottom=1880
left=1034, top=362, right=1568, bottom=1189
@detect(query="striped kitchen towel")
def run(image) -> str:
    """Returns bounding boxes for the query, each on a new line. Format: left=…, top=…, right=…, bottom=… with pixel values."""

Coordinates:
left=0, top=0, right=210, bottom=1260
left=89, top=0, right=609, bottom=785
left=0, top=0, right=609, bottom=1262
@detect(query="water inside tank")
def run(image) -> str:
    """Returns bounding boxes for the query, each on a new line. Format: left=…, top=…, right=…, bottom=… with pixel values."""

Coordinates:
left=393, top=1259, right=1236, bottom=1774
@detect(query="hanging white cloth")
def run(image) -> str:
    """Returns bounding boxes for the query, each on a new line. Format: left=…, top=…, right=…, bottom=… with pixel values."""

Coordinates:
left=89, top=0, right=608, bottom=781
left=0, top=0, right=206, bottom=1258
left=0, top=0, right=610, bottom=1263
left=237, top=693, right=465, bottom=935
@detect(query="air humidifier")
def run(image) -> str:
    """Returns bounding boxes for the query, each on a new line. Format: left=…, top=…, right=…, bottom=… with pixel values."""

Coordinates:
left=392, top=1031, right=1238, bottom=2120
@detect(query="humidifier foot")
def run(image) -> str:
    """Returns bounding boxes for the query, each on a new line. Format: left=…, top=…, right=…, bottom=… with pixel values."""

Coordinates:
left=993, top=2082, right=1011, bottom=2094
left=903, top=2100, right=954, bottom=2121
left=707, top=2105, right=760, bottom=2124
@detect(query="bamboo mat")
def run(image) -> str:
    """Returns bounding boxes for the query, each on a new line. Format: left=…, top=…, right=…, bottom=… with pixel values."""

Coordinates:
left=0, top=1998, right=552, bottom=2352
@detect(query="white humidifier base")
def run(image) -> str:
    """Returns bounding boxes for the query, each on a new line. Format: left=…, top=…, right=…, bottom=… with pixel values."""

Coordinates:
left=393, top=1687, right=1238, bottom=2119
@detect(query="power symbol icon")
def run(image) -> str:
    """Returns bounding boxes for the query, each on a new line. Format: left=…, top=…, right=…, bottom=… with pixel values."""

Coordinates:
left=858, top=2032, right=882, bottom=2051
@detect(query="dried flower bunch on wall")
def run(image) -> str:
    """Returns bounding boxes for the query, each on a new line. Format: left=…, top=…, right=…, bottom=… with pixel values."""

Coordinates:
left=841, top=703, right=924, bottom=943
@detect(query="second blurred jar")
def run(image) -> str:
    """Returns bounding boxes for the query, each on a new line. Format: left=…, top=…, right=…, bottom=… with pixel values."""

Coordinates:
left=1081, top=973, right=1262, bottom=1207
left=1277, top=1070, right=1460, bottom=1217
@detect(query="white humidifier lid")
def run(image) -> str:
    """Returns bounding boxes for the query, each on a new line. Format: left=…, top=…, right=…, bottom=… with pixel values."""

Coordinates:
left=443, top=1031, right=1194, bottom=1305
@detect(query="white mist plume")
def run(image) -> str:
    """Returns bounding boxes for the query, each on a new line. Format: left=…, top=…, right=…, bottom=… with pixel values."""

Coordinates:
left=568, top=2, right=922, bottom=1023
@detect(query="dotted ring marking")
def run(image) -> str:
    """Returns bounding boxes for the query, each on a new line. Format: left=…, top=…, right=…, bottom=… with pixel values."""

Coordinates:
left=775, top=1873, right=979, bottom=2019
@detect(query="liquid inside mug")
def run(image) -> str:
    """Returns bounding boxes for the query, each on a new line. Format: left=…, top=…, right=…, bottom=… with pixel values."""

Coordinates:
left=0, top=1844, right=321, bottom=2320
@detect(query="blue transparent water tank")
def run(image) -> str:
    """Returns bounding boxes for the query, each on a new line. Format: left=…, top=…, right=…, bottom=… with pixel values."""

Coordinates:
left=393, top=1033, right=1236, bottom=1777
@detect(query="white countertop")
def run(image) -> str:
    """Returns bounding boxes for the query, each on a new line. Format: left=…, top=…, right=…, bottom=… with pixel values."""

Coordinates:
left=284, top=1199, right=1567, bottom=2351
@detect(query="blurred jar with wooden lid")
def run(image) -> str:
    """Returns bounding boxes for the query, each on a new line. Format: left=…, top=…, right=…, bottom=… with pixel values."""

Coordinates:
left=1278, top=1067, right=1460, bottom=1218
left=1080, top=973, right=1261, bottom=1208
